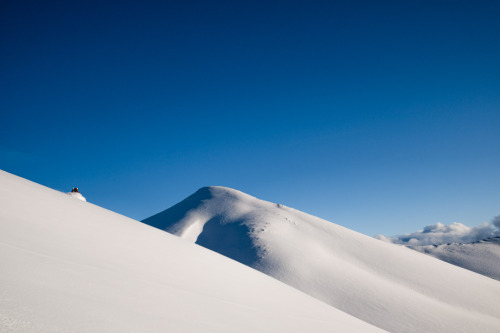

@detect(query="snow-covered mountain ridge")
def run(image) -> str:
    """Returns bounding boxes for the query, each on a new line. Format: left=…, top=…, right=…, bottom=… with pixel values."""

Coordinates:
left=408, top=236, right=500, bottom=281
left=144, top=186, right=500, bottom=333
left=0, top=171, right=386, bottom=333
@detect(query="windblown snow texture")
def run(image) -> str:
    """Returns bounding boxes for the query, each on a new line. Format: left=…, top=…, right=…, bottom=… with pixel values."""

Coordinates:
left=0, top=171, right=386, bottom=333
left=144, top=186, right=500, bottom=333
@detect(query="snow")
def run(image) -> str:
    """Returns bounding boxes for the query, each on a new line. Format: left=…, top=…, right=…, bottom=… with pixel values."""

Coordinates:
left=409, top=237, right=500, bottom=281
left=66, top=191, right=86, bottom=201
left=144, top=186, right=500, bottom=333
left=0, top=170, right=386, bottom=333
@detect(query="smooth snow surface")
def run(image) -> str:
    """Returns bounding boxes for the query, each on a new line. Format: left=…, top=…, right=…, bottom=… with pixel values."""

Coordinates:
left=409, top=237, right=500, bottom=281
left=144, top=186, right=500, bottom=333
left=0, top=171, right=387, bottom=333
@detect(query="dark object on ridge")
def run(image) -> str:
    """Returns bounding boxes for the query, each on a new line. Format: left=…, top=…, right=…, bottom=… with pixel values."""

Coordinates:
left=71, top=187, right=80, bottom=193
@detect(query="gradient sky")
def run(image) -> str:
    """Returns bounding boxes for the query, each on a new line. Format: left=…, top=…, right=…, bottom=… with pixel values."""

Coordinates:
left=2, top=0, right=499, bottom=236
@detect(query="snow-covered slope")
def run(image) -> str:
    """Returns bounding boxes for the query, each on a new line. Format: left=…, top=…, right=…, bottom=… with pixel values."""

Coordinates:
left=144, top=186, right=500, bottom=333
left=0, top=171, right=387, bottom=333
left=409, top=237, right=500, bottom=281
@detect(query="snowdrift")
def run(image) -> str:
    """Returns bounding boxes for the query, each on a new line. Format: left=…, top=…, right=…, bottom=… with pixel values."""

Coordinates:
left=0, top=171, right=386, bottom=333
left=409, top=236, right=500, bottom=281
left=144, top=186, right=500, bottom=333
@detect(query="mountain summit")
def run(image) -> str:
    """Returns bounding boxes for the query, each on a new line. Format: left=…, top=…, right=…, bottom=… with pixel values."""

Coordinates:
left=144, top=186, right=500, bottom=333
left=144, top=186, right=279, bottom=266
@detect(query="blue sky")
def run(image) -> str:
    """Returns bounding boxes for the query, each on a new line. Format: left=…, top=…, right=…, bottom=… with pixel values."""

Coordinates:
left=1, top=0, right=499, bottom=236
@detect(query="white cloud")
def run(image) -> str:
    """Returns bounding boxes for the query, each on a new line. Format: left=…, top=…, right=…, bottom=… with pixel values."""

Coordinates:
left=492, top=214, right=500, bottom=229
left=376, top=215, right=500, bottom=246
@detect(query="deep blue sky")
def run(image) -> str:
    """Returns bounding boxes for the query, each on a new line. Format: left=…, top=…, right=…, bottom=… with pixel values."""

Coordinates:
left=1, top=0, right=499, bottom=236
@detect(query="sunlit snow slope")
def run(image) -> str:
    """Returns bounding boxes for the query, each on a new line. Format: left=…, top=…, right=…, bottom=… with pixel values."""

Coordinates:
left=0, top=171, right=387, bottom=333
left=409, top=237, right=500, bottom=281
left=144, top=186, right=500, bottom=333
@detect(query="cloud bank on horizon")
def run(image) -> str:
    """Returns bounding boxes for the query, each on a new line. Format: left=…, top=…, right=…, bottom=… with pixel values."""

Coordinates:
left=376, top=215, right=500, bottom=246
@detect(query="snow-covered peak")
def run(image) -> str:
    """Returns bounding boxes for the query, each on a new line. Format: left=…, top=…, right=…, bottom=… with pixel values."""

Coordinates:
left=199, top=185, right=255, bottom=199
left=143, top=186, right=500, bottom=333
left=143, top=186, right=287, bottom=264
